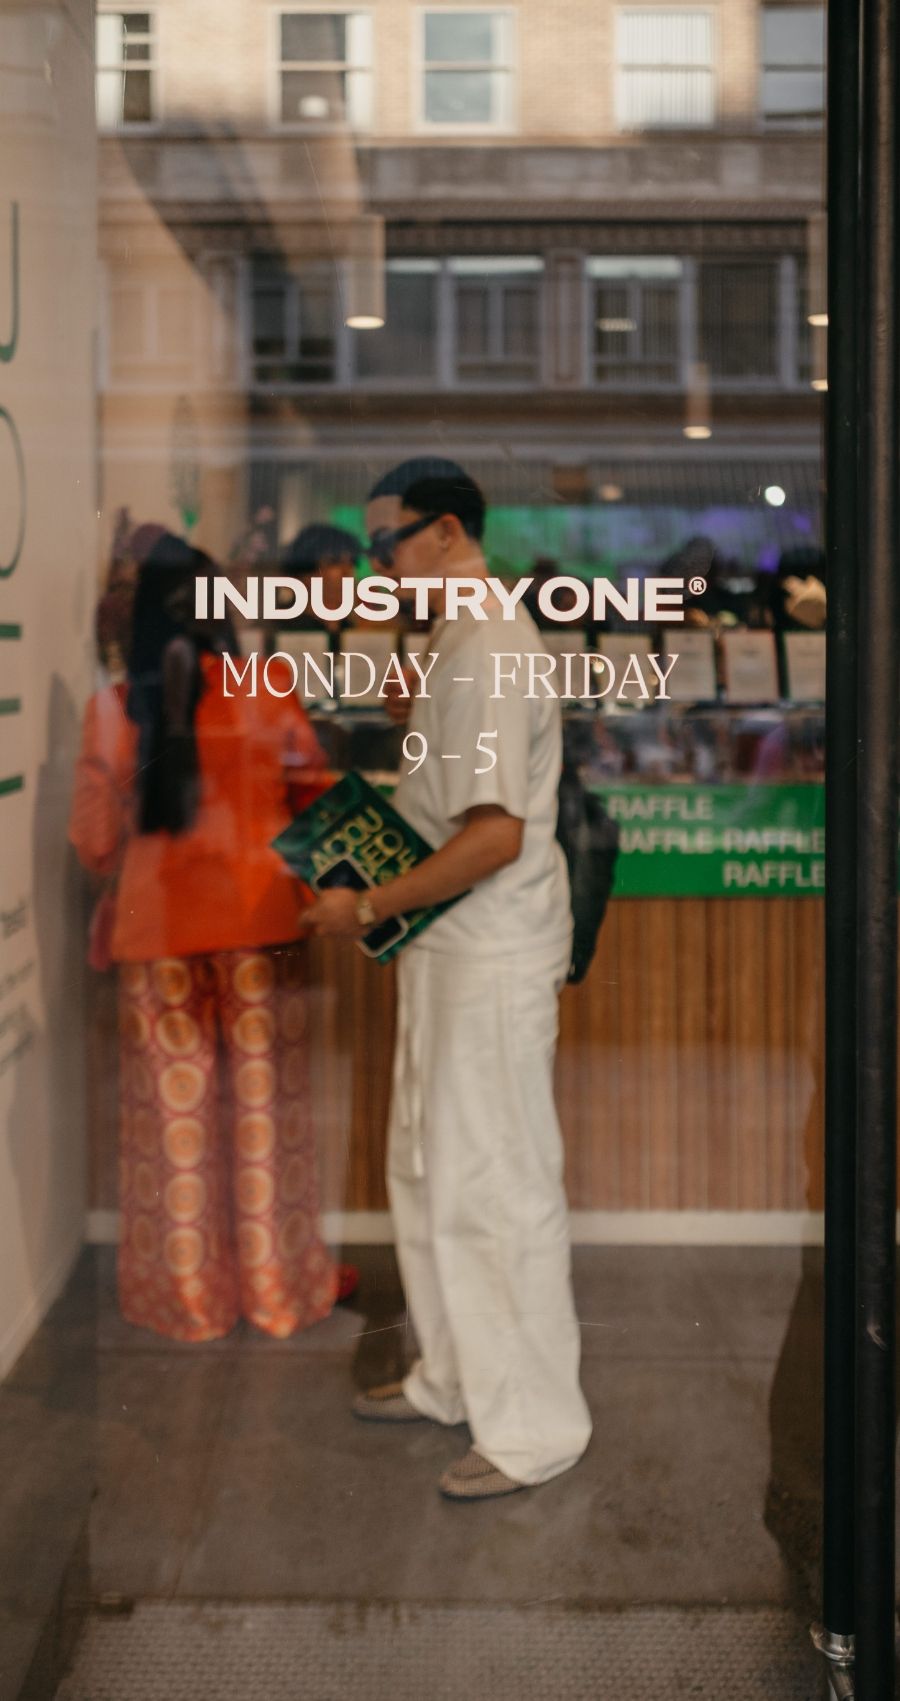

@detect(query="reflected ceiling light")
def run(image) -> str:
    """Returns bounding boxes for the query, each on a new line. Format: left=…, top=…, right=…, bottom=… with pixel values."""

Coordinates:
left=344, top=213, right=386, bottom=329
left=764, top=484, right=786, bottom=507
left=598, top=482, right=624, bottom=501
left=684, top=359, right=711, bottom=442
left=806, top=214, right=828, bottom=384
left=806, top=209, right=827, bottom=328
left=597, top=317, right=636, bottom=333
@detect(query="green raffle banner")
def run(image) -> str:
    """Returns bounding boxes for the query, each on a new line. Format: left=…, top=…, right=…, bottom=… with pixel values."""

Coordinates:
left=597, top=784, right=825, bottom=898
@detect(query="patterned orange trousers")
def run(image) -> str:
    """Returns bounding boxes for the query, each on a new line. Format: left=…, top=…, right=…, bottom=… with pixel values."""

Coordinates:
left=117, top=947, right=337, bottom=1342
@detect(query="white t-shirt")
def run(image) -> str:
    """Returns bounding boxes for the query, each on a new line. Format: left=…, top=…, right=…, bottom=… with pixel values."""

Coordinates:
left=393, top=602, right=572, bottom=956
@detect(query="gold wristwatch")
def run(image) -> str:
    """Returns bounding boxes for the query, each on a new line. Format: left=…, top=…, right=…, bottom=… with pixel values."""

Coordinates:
left=355, top=892, right=378, bottom=929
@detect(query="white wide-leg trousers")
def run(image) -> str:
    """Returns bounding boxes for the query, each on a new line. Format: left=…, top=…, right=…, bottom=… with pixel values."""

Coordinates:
left=386, top=936, right=592, bottom=1487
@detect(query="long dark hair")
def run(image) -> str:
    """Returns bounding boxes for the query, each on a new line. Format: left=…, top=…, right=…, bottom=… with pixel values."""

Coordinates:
left=126, top=534, right=237, bottom=835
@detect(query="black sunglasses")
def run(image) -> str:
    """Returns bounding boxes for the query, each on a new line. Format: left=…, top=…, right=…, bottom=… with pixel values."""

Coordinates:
left=366, top=513, right=439, bottom=568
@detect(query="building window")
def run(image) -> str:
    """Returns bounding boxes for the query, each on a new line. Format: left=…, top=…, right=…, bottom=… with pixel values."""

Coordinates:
left=250, top=260, right=337, bottom=384
left=421, top=11, right=514, bottom=129
left=102, top=270, right=197, bottom=386
left=95, top=11, right=157, bottom=128
left=588, top=256, right=792, bottom=389
left=276, top=11, right=373, bottom=129
left=615, top=11, right=714, bottom=130
left=451, top=259, right=541, bottom=383
left=698, top=261, right=779, bottom=380
left=589, top=258, right=683, bottom=386
left=761, top=6, right=825, bottom=125
left=353, top=263, right=439, bottom=382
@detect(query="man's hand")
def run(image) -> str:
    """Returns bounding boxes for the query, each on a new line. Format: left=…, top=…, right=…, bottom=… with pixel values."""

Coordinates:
left=305, top=888, right=366, bottom=938
left=349, top=805, right=522, bottom=926
left=305, top=806, right=523, bottom=944
left=384, top=669, right=414, bottom=727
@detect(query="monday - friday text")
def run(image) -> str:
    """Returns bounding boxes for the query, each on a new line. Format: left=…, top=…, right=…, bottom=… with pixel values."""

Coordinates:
left=204, top=571, right=686, bottom=702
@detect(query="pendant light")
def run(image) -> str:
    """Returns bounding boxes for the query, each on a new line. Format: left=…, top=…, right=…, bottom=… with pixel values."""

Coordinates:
left=683, top=360, right=712, bottom=440
left=344, top=213, right=385, bottom=330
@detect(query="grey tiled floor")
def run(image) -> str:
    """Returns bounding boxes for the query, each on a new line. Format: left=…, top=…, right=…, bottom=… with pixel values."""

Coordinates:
left=85, top=1244, right=820, bottom=1608
left=1, top=1244, right=834, bottom=1699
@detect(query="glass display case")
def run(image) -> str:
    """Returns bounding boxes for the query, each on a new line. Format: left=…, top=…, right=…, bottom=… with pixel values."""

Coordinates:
left=309, top=699, right=826, bottom=787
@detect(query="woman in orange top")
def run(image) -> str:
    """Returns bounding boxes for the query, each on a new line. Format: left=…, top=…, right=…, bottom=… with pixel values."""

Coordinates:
left=70, top=534, right=340, bottom=1342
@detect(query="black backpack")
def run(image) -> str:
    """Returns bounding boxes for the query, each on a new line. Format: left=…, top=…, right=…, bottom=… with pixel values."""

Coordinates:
left=556, top=764, right=620, bottom=986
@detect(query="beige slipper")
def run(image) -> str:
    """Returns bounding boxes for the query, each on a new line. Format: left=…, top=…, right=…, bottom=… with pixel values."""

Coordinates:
left=352, top=1381, right=427, bottom=1423
left=439, top=1448, right=525, bottom=1502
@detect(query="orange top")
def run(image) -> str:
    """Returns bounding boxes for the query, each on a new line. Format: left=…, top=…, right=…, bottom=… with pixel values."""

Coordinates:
left=68, top=655, right=329, bottom=963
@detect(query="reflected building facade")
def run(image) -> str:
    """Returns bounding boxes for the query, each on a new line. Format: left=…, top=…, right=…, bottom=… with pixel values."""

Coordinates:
left=96, top=0, right=825, bottom=570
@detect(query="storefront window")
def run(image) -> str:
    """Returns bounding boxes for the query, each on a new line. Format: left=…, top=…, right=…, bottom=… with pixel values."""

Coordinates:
left=4, top=0, right=873, bottom=1693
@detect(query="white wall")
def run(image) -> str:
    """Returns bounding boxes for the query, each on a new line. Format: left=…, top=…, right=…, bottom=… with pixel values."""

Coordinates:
left=0, top=0, right=97, bottom=1377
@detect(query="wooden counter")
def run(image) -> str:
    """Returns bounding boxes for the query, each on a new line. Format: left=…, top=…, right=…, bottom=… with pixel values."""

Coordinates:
left=88, top=897, right=825, bottom=1218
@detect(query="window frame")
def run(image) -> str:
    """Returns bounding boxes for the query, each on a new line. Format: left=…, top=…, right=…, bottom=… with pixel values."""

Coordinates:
left=586, top=256, right=686, bottom=391
left=95, top=6, right=161, bottom=133
left=99, top=264, right=203, bottom=393
left=759, top=2, right=826, bottom=129
left=348, top=259, right=443, bottom=388
left=449, top=257, right=544, bottom=387
left=696, top=256, right=785, bottom=386
left=241, top=255, right=545, bottom=394
left=614, top=7, right=717, bottom=134
left=583, top=254, right=805, bottom=394
left=268, top=5, right=375, bottom=134
left=248, top=256, right=345, bottom=388
left=414, top=7, right=517, bottom=136
left=236, top=249, right=808, bottom=397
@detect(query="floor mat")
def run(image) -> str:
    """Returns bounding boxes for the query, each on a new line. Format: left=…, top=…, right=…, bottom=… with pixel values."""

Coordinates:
left=55, top=1600, right=820, bottom=1700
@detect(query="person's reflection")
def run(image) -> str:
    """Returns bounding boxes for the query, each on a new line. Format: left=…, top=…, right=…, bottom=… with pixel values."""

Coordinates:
left=764, top=547, right=827, bottom=633
left=280, top=521, right=364, bottom=645
left=95, top=513, right=167, bottom=681
left=68, top=532, right=356, bottom=1341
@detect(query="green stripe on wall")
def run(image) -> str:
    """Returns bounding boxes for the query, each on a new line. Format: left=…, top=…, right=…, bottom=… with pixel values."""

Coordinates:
left=0, top=775, right=24, bottom=798
left=0, top=698, right=20, bottom=716
left=0, top=624, right=21, bottom=639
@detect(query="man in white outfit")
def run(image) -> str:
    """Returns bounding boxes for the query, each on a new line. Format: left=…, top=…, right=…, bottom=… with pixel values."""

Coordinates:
left=308, top=469, right=591, bottom=1500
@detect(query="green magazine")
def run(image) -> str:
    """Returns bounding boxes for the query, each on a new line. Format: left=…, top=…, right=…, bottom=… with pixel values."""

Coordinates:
left=272, top=771, right=461, bottom=964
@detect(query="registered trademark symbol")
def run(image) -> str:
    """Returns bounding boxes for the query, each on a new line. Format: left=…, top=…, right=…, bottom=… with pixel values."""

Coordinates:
left=689, top=577, right=707, bottom=596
